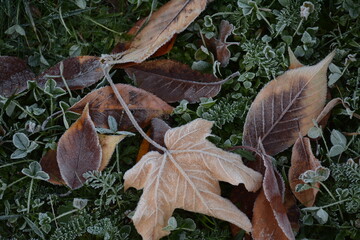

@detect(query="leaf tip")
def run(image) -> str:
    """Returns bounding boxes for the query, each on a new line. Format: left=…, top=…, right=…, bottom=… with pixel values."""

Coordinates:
left=288, top=47, right=303, bottom=69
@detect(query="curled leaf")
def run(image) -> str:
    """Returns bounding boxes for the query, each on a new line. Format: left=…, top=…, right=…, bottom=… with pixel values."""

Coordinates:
left=125, top=59, right=226, bottom=103
left=0, top=56, right=35, bottom=97
left=124, top=119, right=263, bottom=239
left=242, top=51, right=335, bottom=156
left=68, top=84, right=173, bottom=131
left=98, top=134, right=125, bottom=171
left=57, top=104, right=102, bottom=189
left=36, top=56, right=104, bottom=90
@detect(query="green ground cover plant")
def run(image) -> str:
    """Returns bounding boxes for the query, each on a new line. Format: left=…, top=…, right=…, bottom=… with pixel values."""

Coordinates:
left=0, top=0, right=359, bottom=239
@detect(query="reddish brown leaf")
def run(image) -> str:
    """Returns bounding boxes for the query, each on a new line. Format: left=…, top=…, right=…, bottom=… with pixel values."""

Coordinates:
left=205, top=20, right=239, bottom=67
left=242, top=51, right=335, bottom=156
left=252, top=189, right=289, bottom=240
left=68, top=84, right=173, bottom=131
left=36, top=56, right=104, bottom=90
left=289, top=136, right=321, bottom=207
left=57, top=104, right=102, bottom=189
left=40, top=149, right=65, bottom=185
left=102, top=0, right=208, bottom=65
left=284, top=187, right=301, bottom=234
left=258, top=142, right=295, bottom=240
left=0, top=56, right=35, bottom=97
left=125, top=59, right=226, bottom=103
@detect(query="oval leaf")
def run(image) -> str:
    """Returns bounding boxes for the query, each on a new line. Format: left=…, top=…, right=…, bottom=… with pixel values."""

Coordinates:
left=125, top=59, right=226, bottom=103
left=242, top=51, right=335, bottom=156
left=57, top=104, right=102, bottom=189
left=0, top=56, right=35, bottom=97
left=102, top=0, right=208, bottom=65
left=68, top=84, right=173, bottom=131
left=289, top=136, right=321, bottom=207
left=36, top=56, right=104, bottom=90
left=40, top=149, right=65, bottom=185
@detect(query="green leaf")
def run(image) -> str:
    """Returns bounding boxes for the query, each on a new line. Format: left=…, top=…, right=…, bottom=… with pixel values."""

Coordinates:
left=11, top=149, right=28, bottom=159
left=44, top=79, right=66, bottom=98
left=181, top=218, right=196, bottom=231
left=108, top=116, right=118, bottom=132
left=308, top=126, right=322, bottom=139
left=22, top=162, right=49, bottom=180
left=329, top=145, right=345, bottom=157
left=13, top=133, right=30, bottom=150
left=73, top=198, right=88, bottom=209
left=24, top=216, right=45, bottom=240
left=314, top=208, right=328, bottom=224
left=75, top=0, right=87, bottom=9
left=330, top=129, right=347, bottom=147
left=163, top=217, right=177, bottom=231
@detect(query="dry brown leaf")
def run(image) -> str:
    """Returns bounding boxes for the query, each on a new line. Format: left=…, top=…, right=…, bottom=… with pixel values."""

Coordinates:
left=258, top=141, right=295, bottom=240
left=68, top=84, right=173, bottom=131
left=125, top=59, right=226, bottom=103
left=205, top=20, right=239, bottom=67
left=36, top=56, right=104, bottom=90
left=98, top=134, right=126, bottom=171
left=288, top=47, right=303, bottom=70
left=289, top=136, right=321, bottom=207
left=102, top=0, right=208, bottom=65
left=242, top=51, right=335, bottom=156
left=124, top=119, right=263, bottom=240
left=0, top=56, right=35, bottom=97
left=40, top=149, right=65, bottom=185
left=57, top=104, right=102, bottom=189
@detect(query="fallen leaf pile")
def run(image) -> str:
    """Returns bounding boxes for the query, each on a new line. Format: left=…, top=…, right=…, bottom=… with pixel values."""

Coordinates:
left=2, top=0, right=356, bottom=239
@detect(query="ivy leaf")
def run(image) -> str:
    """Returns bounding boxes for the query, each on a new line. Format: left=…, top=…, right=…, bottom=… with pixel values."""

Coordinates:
left=124, top=119, right=263, bottom=240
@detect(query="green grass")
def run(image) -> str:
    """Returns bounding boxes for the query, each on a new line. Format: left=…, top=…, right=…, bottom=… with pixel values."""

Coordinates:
left=1, top=0, right=360, bottom=239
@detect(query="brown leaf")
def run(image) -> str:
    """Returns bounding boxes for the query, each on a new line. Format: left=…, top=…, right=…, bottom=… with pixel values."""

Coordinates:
left=57, top=104, right=102, bottom=189
left=125, top=59, right=226, bottom=103
left=40, top=149, right=65, bottom=185
left=0, top=56, right=35, bottom=97
left=36, top=56, right=104, bottom=90
left=288, top=47, right=303, bottom=70
left=242, top=51, right=335, bottom=156
left=124, top=119, right=263, bottom=239
left=136, top=118, right=171, bottom=162
left=316, top=98, right=360, bottom=126
left=205, top=20, right=239, bottom=67
left=252, top=189, right=289, bottom=240
left=98, top=134, right=126, bottom=171
left=258, top=141, right=295, bottom=240
left=68, top=84, right=173, bottom=131
left=102, top=0, right=208, bottom=65
left=111, top=17, right=177, bottom=69
left=289, top=136, right=321, bottom=207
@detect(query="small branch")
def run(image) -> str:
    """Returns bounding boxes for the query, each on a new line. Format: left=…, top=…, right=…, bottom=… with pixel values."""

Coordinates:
left=101, top=64, right=168, bottom=154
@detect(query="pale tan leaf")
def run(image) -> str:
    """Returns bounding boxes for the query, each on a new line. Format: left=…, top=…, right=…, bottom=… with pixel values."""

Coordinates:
left=98, top=134, right=126, bottom=171
left=242, top=51, right=335, bottom=156
left=102, top=0, right=208, bottom=65
left=288, top=47, right=303, bottom=69
left=124, top=119, right=263, bottom=240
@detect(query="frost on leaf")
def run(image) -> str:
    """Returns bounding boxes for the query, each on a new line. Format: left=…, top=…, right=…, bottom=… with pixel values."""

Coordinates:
left=124, top=119, right=263, bottom=240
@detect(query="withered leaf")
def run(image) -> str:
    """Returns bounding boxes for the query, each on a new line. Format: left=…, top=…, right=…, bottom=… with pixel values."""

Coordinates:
left=57, top=104, right=102, bottom=189
left=242, top=51, right=335, bottom=156
left=111, top=17, right=177, bottom=68
left=0, top=56, right=35, bottom=97
left=136, top=118, right=171, bottom=162
left=258, top=141, right=295, bottom=240
left=36, top=56, right=104, bottom=90
left=68, top=84, right=173, bottom=131
left=289, top=136, right=321, bottom=207
left=40, top=149, right=65, bottom=185
left=98, top=134, right=125, bottom=171
left=124, top=119, right=263, bottom=240
left=288, top=47, right=303, bottom=70
left=102, top=0, right=208, bottom=65
left=125, top=59, right=226, bottom=103
left=205, top=20, right=239, bottom=67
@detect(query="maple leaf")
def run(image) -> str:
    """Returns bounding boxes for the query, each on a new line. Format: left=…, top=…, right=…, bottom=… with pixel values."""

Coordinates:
left=124, top=119, right=263, bottom=240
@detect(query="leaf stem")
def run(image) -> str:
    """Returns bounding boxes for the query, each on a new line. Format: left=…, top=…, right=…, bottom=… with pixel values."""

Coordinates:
left=319, top=182, right=344, bottom=221
left=51, top=209, right=79, bottom=222
left=101, top=64, right=168, bottom=154
left=26, top=178, right=34, bottom=214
